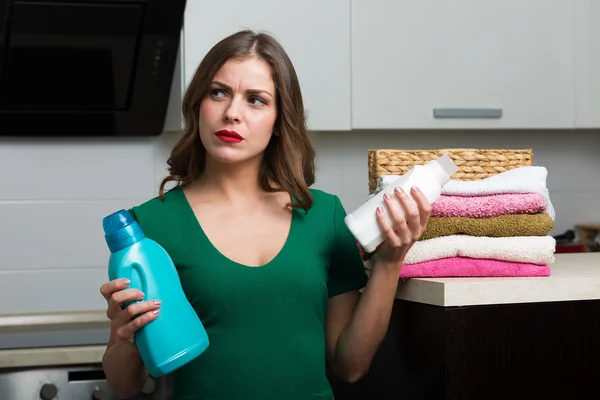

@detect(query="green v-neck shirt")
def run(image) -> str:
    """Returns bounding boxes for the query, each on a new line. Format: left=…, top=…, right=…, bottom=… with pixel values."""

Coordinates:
left=128, top=187, right=369, bottom=400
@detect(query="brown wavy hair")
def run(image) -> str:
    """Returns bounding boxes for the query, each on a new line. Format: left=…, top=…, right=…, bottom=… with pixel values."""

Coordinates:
left=159, top=30, right=316, bottom=211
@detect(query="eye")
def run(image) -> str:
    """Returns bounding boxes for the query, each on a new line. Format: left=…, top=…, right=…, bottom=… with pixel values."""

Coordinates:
left=210, top=88, right=227, bottom=98
left=248, top=96, right=267, bottom=106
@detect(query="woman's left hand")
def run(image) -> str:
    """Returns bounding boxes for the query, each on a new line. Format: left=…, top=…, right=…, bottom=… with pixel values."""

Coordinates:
left=374, top=186, right=431, bottom=270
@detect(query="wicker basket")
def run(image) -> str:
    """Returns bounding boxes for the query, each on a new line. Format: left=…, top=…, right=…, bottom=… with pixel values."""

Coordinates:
left=368, top=148, right=533, bottom=194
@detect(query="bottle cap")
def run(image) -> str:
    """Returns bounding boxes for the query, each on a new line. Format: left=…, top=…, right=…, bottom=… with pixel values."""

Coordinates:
left=436, top=154, right=459, bottom=177
left=103, top=209, right=134, bottom=235
left=102, top=210, right=145, bottom=253
left=423, top=154, right=459, bottom=186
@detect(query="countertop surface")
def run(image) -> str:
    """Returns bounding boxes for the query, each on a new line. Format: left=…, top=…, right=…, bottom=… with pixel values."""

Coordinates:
left=0, top=345, right=106, bottom=369
left=396, top=252, right=600, bottom=307
left=0, top=310, right=108, bottom=334
left=0, top=310, right=109, bottom=368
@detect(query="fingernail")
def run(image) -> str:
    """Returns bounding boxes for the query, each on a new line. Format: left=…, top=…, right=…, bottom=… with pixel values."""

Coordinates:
left=153, top=300, right=161, bottom=305
left=122, top=279, right=130, bottom=286
left=395, top=187, right=404, bottom=195
left=411, top=186, right=420, bottom=192
left=138, top=291, right=145, bottom=298
left=153, top=309, right=160, bottom=315
left=377, top=206, right=383, bottom=213
left=384, top=193, right=392, bottom=200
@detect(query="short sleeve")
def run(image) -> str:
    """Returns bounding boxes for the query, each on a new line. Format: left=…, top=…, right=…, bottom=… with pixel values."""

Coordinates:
left=327, top=195, right=369, bottom=298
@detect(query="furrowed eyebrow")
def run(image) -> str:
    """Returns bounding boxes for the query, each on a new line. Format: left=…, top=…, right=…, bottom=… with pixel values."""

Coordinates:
left=212, top=81, right=274, bottom=99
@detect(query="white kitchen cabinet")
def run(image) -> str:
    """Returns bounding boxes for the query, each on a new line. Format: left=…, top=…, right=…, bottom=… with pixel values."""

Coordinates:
left=574, top=0, right=600, bottom=128
left=351, top=0, right=575, bottom=129
left=182, top=0, right=351, bottom=131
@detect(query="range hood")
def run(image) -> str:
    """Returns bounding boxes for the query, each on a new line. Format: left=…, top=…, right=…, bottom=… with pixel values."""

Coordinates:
left=0, top=0, right=186, bottom=137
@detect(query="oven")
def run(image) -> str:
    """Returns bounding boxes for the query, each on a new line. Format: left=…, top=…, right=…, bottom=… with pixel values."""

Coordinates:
left=0, top=310, right=172, bottom=400
left=0, top=363, right=172, bottom=400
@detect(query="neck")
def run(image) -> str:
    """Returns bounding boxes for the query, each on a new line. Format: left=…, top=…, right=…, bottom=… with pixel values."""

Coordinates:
left=193, top=154, right=266, bottom=203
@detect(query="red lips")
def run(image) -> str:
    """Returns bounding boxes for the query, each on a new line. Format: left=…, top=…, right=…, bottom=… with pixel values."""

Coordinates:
left=215, top=130, right=244, bottom=143
left=215, top=130, right=243, bottom=139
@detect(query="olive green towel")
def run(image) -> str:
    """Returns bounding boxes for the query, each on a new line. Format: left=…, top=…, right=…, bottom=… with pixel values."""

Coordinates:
left=421, top=213, right=554, bottom=241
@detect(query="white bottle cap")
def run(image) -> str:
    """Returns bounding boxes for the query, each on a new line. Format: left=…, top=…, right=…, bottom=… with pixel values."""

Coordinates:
left=437, top=154, right=459, bottom=177
left=423, top=154, right=459, bottom=186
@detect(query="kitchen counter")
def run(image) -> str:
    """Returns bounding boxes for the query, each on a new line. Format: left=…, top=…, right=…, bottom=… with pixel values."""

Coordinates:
left=0, top=345, right=106, bottom=369
left=0, top=310, right=109, bottom=334
left=330, top=252, right=600, bottom=400
left=0, top=310, right=110, bottom=368
left=395, top=252, right=600, bottom=306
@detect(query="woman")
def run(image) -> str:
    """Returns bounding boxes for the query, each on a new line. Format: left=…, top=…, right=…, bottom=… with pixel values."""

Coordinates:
left=99, top=30, right=431, bottom=399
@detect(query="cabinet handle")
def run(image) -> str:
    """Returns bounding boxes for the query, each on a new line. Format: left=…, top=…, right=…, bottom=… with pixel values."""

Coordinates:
left=433, top=108, right=503, bottom=119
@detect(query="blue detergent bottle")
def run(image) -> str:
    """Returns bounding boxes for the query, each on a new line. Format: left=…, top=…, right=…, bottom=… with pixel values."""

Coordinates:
left=102, top=209, right=209, bottom=377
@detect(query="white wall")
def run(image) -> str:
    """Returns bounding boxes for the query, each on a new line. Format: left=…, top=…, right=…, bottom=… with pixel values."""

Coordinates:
left=1, top=130, right=598, bottom=315
left=311, top=130, right=600, bottom=235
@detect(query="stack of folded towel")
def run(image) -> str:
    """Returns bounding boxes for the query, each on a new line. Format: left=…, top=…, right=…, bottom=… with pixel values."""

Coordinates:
left=362, top=166, right=556, bottom=279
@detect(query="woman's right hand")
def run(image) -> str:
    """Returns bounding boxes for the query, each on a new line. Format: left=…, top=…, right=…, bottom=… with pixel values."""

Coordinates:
left=100, top=278, right=161, bottom=343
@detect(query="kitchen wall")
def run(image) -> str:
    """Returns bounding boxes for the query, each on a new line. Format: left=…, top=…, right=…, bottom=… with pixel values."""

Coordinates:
left=311, top=129, right=600, bottom=233
left=1, top=130, right=599, bottom=315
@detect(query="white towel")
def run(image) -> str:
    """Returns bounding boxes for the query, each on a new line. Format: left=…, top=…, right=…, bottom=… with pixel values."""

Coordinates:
left=377, top=166, right=555, bottom=220
left=402, top=235, right=556, bottom=265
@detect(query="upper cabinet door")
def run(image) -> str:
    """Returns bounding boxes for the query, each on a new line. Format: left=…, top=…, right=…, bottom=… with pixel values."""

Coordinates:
left=351, top=0, right=575, bottom=129
left=182, top=0, right=351, bottom=131
left=575, top=0, right=600, bottom=128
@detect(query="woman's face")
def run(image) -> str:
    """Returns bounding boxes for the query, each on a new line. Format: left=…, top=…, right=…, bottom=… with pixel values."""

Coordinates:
left=198, top=57, right=278, bottom=166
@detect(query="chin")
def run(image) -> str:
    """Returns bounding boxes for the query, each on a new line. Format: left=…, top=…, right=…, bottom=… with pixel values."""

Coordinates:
left=205, top=147, right=256, bottom=165
left=207, top=151, right=242, bottom=164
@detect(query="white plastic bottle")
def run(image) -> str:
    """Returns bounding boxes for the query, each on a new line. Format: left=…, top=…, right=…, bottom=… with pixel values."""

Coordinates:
left=345, top=154, right=459, bottom=253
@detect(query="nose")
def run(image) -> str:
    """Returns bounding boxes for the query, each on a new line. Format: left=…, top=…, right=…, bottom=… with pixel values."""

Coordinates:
left=223, top=97, right=242, bottom=123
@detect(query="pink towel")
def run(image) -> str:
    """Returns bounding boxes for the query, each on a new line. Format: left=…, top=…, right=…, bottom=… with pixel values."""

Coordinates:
left=399, top=257, right=551, bottom=279
left=431, top=193, right=546, bottom=218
